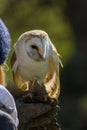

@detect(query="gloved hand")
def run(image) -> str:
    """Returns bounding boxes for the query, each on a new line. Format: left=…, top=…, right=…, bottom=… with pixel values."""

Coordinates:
left=16, top=97, right=60, bottom=130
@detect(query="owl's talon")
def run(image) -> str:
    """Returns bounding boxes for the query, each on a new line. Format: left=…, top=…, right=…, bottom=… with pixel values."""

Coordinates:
left=22, top=91, right=34, bottom=99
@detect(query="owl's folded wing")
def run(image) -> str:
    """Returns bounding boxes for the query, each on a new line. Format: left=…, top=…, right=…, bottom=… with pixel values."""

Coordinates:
left=11, top=51, right=28, bottom=91
left=44, top=48, right=62, bottom=99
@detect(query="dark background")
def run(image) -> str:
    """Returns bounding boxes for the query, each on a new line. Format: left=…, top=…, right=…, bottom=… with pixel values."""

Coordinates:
left=0, top=0, right=87, bottom=129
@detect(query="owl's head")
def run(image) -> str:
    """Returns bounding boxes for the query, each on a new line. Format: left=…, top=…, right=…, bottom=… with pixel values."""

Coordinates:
left=17, top=30, right=50, bottom=61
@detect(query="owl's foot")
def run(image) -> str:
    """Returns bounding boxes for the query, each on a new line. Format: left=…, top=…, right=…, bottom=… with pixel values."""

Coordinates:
left=22, top=80, right=56, bottom=104
left=22, top=92, right=51, bottom=103
left=22, top=90, right=34, bottom=103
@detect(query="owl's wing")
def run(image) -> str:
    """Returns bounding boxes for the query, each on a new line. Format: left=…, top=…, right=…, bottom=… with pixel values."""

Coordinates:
left=44, top=46, right=62, bottom=99
left=11, top=51, right=28, bottom=91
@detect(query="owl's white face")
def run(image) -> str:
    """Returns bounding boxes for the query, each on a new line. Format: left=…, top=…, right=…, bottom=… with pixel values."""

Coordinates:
left=25, top=37, right=47, bottom=62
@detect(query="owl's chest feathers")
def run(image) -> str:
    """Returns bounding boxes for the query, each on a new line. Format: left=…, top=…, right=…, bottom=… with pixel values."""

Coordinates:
left=19, top=57, right=49, bottom=82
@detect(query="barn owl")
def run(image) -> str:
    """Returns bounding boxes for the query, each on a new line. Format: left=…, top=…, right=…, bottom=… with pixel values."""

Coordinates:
left=11, top=30, right=63, bottom=100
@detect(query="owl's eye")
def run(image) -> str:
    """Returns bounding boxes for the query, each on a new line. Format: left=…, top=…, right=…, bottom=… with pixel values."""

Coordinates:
left=31, top=45, right=37, bottom=49
left=31, top=45, right=39, bottom=51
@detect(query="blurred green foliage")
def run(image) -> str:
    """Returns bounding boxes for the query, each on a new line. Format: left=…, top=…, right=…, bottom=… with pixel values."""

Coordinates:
left=0, top=0, right=75, bottom=84
left=1, top=1, right=87, bottom=130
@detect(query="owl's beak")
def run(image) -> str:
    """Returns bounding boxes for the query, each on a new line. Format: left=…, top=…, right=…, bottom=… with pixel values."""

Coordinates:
left=38, top=50, right=46, bottom=60
left=36, top=42, right=46, bottom=60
